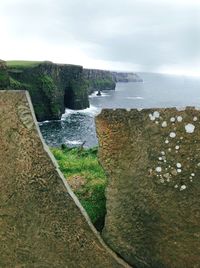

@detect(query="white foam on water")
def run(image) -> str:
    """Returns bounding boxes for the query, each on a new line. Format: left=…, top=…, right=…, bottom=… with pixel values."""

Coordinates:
left=125, top=96, right=144, bottom=100
left=64, top=140, right=83, bottom=145
left=39, top=119, right=60, bottom=125
left=62, top=105, right=101, bottom=119
left=89, top=91, right=111, bottom=98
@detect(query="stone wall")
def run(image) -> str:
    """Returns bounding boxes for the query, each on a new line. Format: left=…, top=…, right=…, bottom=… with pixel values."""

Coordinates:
left=0, top=91, right=130, bottom=268
left=96, top=108, right=200, bottom=268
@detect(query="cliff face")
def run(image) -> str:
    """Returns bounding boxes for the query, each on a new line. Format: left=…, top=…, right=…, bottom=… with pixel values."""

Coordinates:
left=0, top=60, right=10, bottom=89
left=111, top=71, right=143, bottom=82
left=0, top=60, right=143, bottom=121
left=83, top=68, right=143, bottom=94
left=83, top=69, right=116, bottom=94
left=7, top=62, right=89, bottom=121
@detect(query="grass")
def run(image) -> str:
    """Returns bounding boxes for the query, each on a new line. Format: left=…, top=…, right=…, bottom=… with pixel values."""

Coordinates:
left=6, top=60, right=42, bottom=68
left=51, top=146, right=107, bottom=231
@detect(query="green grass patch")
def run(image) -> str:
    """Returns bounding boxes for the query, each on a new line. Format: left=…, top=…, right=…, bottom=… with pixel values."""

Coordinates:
left=51, top=146, right=107, bottom=231
left=6, top=60, right=42, bottom=68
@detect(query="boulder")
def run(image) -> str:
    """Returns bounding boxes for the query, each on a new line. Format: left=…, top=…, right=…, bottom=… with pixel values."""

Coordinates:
left=0, top=91, right=129, bottom=268
left=96, top=108, right=200, bottom=268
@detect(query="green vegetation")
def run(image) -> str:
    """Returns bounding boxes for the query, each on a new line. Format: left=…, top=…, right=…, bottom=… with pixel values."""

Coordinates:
left=86, top=77, right=115, bottom=94
left=93, top=78, right=115, bottom=89
left=51, top=146, right=107, bottom=231
left=6, top=60, right=42, bottom=68
left=40, top=74, right=56, bottom=95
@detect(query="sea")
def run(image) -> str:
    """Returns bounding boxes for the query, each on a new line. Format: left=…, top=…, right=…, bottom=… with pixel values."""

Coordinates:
left=39, top=72, right=200, bottom=148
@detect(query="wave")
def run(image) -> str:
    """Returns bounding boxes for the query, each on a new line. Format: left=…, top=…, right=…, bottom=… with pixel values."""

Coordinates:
left=125, top=96, right=144, bottom=100
left=64, top=139, right=83, bottom=146
left=61, top=105, right=101, bottom=119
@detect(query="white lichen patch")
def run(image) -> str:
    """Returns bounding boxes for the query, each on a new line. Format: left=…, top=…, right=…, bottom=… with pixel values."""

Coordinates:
left=170, top=117, right=176, bottom=122
left=176, top=163, right=182, bottom=168
left=161, top=121, right=167, bottom=128
left=169, top=132, right=176, bottom=138
left=193, top=116, right=198, bottom=121
left=180, top=185, right=186, bottom=191
left=177, top=116, right=183, bottom=122
left=153, top=111, right=160, bottom=118
left=156, top=167, right=162, bottom=173
left=149, top=114, right=155, bottom=121
left=152, top=112, right=200, bottom=191
left=185, top=123, right=195, bottom=133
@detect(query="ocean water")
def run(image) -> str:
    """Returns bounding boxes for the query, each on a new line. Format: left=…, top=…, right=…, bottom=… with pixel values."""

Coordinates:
left=39, top=73, right=200, bottom=148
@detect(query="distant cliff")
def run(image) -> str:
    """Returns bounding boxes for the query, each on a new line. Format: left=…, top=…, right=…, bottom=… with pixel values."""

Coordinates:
left=111, top=71, right=143, bottom=82
left=83, top=68, right=142, bottom=94
left=83, top=68, right=116, bottom=94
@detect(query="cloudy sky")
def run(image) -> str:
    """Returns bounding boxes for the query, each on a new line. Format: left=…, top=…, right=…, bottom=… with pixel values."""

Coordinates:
left=1, top=0, right=200, bottom=75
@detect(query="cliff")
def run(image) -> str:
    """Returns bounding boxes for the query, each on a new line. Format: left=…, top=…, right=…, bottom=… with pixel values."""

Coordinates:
left=5, top=61, right=89, bottom=121
left=83, top=68, right=143, bottom=94
left=0, top=60, right=143, bottom=121
left=111, top=71, right=143, bottom=82
left=0, top=60, right=10, bottom=89
left=83, top=68, right=116, bottom=94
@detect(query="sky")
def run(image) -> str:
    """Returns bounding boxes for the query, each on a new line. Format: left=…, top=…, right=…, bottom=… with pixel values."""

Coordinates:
left=0, top=0, right=200, bottom=75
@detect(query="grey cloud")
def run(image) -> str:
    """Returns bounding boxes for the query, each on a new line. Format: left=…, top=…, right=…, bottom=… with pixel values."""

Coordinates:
left=1, top=0, right=200, bottom=72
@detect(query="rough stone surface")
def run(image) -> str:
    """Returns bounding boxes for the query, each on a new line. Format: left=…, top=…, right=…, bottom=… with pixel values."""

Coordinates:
left=0, top=91, right=130, bottom=268
left=96, top=108, right=200, bottom=268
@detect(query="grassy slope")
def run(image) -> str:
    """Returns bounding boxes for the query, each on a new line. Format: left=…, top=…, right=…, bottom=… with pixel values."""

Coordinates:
left=6, top=60, right=42, bottom=68
left=51, top=146, right=107, bottom=231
